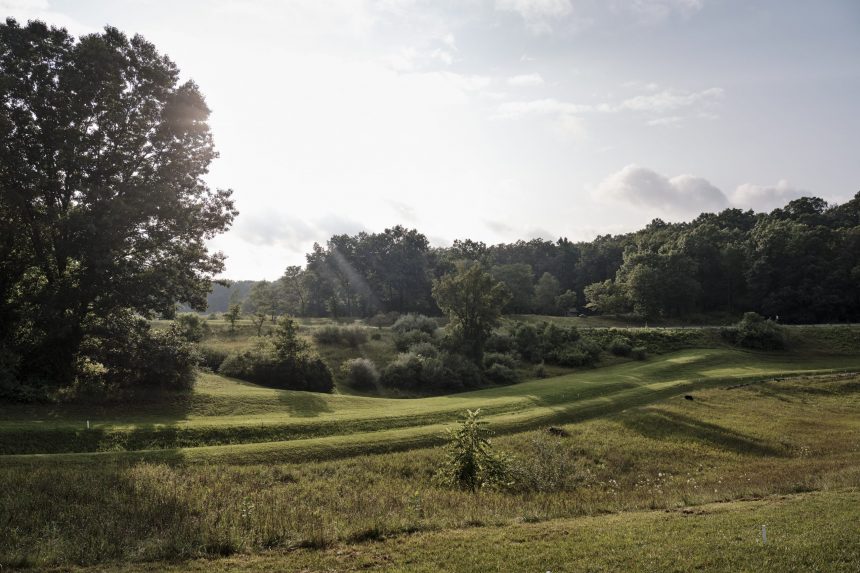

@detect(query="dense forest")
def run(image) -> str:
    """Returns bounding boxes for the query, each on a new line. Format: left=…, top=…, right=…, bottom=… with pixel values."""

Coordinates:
left=227, top=194, right=860, bottom=324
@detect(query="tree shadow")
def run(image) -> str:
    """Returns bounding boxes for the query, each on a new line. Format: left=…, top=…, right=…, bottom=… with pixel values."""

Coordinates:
left=276, top=390, right=334, bottom=418
left=620, top=409, right=785, bottom=457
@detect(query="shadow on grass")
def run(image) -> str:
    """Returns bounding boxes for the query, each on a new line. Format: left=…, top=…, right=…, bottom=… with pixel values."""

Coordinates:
left=277, top=391, right=333, bottom=418
left=620, top=409, right=785, bottom=457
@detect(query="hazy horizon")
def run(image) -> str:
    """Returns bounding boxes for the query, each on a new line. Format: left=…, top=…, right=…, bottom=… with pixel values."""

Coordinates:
left=4, top=0, right=859, bottom=280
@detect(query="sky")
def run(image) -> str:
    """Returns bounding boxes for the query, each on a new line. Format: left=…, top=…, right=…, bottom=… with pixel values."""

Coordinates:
left=4, top=0, right=860, bottom=279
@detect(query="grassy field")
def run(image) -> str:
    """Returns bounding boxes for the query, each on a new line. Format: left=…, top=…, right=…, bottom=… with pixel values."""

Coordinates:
left=2, top=322, right=860, bottom=570
left=2, top=348, right=859, bottom=459
left=3, top=370, right=860, bottom=569
left=48, top=490, right=860, bottom=572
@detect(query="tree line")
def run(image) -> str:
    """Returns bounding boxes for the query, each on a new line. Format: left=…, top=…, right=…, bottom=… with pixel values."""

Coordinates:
left=231, top=193, right=860, bottom=324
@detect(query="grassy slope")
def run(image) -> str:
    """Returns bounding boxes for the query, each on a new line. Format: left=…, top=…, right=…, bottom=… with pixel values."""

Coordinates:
left=3, top=348, right=860, bottom=460
left=5, top=372, right=859, bottom=569
left=57, top=491, right=860, bottom=573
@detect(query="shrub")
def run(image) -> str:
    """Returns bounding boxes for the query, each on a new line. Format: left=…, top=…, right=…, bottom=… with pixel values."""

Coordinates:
left=392, top=313, right=438, bottom=335
left=198, top=345, right=229, bottom=371
left=380, top=352, right=424, bottom=391
left=380, top=350, right=481, bottom=393
left=721, top=312, right=786, bottom=350
left=484, top=362, right=519, bottom=385
left=174, top=313, right=209, bottom=342
left=408, top=341, right=439, bottom=358
left=340, top=325, right=369, bottom=348
left=220, top=318, right=334, bottom=392
left=485, top=331, right=515, bottom=353
left=607, top=336, right=632, bottom=357
left=370, top=332, right=382, bottom=341
left=76, top=312, right=197, bottom=394
left=435, top=409, right=511, bottom=492
left=394, top=329, right=433, bottom=352
left=312, top=325, right=343, bottom=345
left=631, top=346, right=648, bottom=360
left=341, top=358, right=379, bottom=390
left=312, top=324, right=369, bottom=348
left=534, top=362, right=548, bottom=378
left=483, top=352, right=518, bottom=370
left=366, top=311, right=400, bottom=328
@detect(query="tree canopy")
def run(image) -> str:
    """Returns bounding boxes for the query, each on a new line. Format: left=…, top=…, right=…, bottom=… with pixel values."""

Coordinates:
left=0, top=19, right=235, bottom=395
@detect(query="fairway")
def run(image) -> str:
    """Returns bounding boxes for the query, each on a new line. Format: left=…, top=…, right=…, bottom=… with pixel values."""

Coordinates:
left=4, top=348, right=860, bottom=464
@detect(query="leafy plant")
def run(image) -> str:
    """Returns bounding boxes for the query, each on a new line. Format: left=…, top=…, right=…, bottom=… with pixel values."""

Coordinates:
left=436, top=409, right=511, bottom=492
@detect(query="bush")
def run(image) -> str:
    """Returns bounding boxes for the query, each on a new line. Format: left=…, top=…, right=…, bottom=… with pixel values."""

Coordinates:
left=534, top=362, right=548, bottom=378
left=394, top=329, right=434, bottom=352
left=366, top=311, right=400, bottom=328
left=174, top=313, right=209, bottom=342
left=380, top=350, right=481, bottom=393
left=484, top=362, right=519, bottom=385
left=340, top=325, right=369, bottom=348
left=220, top=318, right=334, bottom=392
left=76, top=312, right=197, bottom=394
left=312, top=324, right=368, bottom=348
left=483, top=351, right=518, bottom=370
left=408, top=341, right=439, bottom=358
left=312, top=325, right=343, bottom=345
left=341, top=358, right=379, bottom=390
left=370, top=332, right=382, bottom=341
left=721, top=312, right=786, bottom=350
left=485, top=331, right=515, bottom=353
left=607, top=336, right=632, bottom=357
left=435, top=409, right=511, bottom=492
left=392, top=313, right=438, bottom=335
left=198, top=345, right=229, bottom=371
left=631, top=346, right=648, bottom=360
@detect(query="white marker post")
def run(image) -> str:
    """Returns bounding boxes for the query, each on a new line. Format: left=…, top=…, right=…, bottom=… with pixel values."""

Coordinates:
left=86, top=420, right=90, bottom=430
left=761, top=524, right=767, bottom=544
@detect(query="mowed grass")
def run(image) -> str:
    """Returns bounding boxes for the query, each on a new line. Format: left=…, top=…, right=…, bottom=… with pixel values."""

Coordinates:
left=3, top=372, right=859, bottom=569
left=2, top=348, right=860, bottom=459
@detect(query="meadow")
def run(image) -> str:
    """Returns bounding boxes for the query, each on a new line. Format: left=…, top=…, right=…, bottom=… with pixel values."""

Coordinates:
left=1, top=322, right=859, bottom=571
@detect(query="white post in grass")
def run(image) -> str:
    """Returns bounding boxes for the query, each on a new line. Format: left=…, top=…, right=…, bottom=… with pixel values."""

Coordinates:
left=761, top=524, right=767, bottom=544
left=86, top=419, right=90, bottom=430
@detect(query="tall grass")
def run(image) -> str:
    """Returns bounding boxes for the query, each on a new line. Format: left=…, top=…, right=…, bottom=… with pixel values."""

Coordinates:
left=2, top=373, right=859, bottom=568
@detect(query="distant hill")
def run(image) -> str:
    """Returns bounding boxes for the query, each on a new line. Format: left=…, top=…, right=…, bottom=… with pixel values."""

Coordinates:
left=205, top=280, right=256, bottom=313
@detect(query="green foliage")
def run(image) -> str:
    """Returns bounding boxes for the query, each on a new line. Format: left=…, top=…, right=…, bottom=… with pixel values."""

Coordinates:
left=489, top=263, right=535, bottom=313
left=392, top=314, right=438, bottom=335
left=584, top=279, right=631, bottom=315
left=73, top=313, right=197, bottom=396
left=607, top=336, right=633, bottom=357
left=0, top=20, right=235, bottom=394
left=393, top=329, right=434, bottom=352
left=219, top=318, right=333, bottom=392
left=433, top=264, right=511, bottom=364
left=436, top=409, right=511, bottom=492
left=533, top=272, right=562, bottom=315
left=721, top=312, right=786, bottom=350
left=174, top=314, right=209, bottom=343
left=484, top=363, right=519, bottom=385
left=367, top=311, right=401, bottom=328
left=198, top=345, right=229, bottom=371
left=225, top=304, right=242, bottom=334
left=312, top=324, right=369, bottom=348
left=340, top=358, right=380, bottom=390
left=380, top=351, right=481, bottom=394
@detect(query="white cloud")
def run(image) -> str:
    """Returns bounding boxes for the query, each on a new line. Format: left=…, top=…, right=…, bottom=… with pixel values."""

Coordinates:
left=732, top=180, right=808, bottom=211
left=646, top=115, right=684, bottom=126
left=595, top=164, right=729, bottom=216
left=495, top=0, right=573, bottom=34
left=507, top=73, right=545, bottom=87
left=616, top=87, right=723, bottom=113
left=611, top=0, right=705, bottom=24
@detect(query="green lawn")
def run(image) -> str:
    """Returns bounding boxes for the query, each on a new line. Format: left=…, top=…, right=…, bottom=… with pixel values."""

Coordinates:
left=2, top=348, right=859, bottom=462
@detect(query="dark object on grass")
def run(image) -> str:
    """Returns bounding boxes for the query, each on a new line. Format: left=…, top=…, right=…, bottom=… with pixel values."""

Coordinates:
left=547, top=426, right=569, bottom=437
left=684, top=395, right=694, bottom=401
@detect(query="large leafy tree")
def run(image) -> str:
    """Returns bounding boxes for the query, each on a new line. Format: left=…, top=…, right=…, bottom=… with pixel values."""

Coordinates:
left=432, top=263, right=511, bottom=364
left=0, top=19, right=236, bottom=389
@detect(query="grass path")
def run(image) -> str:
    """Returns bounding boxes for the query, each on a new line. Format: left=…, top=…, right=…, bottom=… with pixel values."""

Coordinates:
left=4, top=348, right=859, bottom=462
